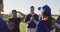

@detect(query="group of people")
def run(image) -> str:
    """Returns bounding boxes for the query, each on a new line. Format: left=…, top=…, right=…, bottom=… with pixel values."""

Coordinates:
left=0, top=5, right=60, bottom=32
left=25, top=5, right=55, bottom=32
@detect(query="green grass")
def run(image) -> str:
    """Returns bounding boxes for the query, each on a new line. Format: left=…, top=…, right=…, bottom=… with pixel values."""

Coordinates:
left=20, top=22, right=26, bottom=32
left=52, top=16, right=58, bottom=19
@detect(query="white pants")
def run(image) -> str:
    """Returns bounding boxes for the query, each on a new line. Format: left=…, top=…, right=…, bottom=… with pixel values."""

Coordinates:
left=26, top=28, right=36, bottom=32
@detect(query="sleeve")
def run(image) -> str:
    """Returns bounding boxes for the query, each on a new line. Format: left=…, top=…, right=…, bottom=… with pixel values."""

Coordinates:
left=34, top=15, right=39, bottom=24
left=25, top=15, right=31, bottom=24
left=0, top=18, right=12, bottom=32
left=8, top=18, right=11, bottom=22
left=37, top=15, right=39, bottom=21
left=55, top=23, right=60, bottom=29
left=36, top=21, right=42, bottom=32
left=34, top=14, right=39, bottom=21
left=18, top=18, right=22, bottom=22
left=56, top=16, right=60, bottom=24
left=36, top=21, right=50, bottom=32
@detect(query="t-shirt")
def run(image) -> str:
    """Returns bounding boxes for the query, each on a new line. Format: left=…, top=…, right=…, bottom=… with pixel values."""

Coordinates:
left=56, top=16, right=60, bottom=32
left=0, top=17, right=12, bottom=32
left=36, top=20, right=50, bottom=32
left=9, top=18, right=21, bottom=30
left=56, top=16, right=60, bottom=24
left=25, top=14, right=39, bottom=28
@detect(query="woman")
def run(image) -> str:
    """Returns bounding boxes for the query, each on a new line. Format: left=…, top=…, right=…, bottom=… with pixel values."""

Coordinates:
left=36, top=5, right=53, bottom=32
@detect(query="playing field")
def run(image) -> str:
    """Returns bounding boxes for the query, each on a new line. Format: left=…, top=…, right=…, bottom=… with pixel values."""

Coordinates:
left=20, top=22, right=26, bottom=32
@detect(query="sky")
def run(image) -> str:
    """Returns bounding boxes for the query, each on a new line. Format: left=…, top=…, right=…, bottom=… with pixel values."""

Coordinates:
left=2, top=0, right=60, bottom=15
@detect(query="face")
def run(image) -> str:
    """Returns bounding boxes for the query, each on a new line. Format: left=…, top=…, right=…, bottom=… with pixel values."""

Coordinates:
left=39, top=11, right=48, bottom=20
left=12, top=12, right=17, bottom=18
left=30, top=8, right=34, bottom=13
left=39, top=11, right=43, bottom=18
left=42, top=14, right=49, bottom=20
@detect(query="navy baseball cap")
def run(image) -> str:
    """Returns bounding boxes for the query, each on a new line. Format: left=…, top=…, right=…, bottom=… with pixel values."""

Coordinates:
left=38, top=5, right=51, bottom=15
left=42, top=5, right=51, bottom=14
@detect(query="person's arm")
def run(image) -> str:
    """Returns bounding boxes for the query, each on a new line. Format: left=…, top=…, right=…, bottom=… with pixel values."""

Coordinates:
left=55, top=16, right=60, bottom=29
left=6, top=20, right=12, bottom=30
left=17, top=11, right=26, bottom=19
left=33, top=15, right=39, bottom=24
left=34, top=19, right=39, bottom=24
left=33, top=17, right=38, bottom=24
left=55, top=23, right=60, bottom=29
left=25, top=14, right=33, bottom=24
left=6, top=20, right=14, bottom=31
left=36, top=22, right=42, bottom=32
left=26, top=17, right=33, bottom=24
left=0, top=18, right=12, bottom=32
left=34, top=20, right=37, bottom=24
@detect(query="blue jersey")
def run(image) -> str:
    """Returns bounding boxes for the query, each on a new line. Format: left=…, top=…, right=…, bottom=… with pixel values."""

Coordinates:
left=25, top=14, right=39, bottom=28
left=56, top=16, right=60, bottom=24
left=36, top=20, right=50, bottom=32
left=0, top=17, right=12, bottom=32
left=56, top=16, right=60, bottom=32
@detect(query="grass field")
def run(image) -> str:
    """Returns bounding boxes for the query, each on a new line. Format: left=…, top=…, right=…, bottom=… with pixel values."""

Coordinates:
left=20, top=22, right=26, bottom=32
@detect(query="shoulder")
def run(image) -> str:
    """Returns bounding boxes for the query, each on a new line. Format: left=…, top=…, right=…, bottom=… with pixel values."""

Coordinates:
left=26, top=14, right=31, bottom=16
left=0, top=17, right=3, bottom=20
left=37, top=20, right=47, bottom=28
left=17, top=17, right=21, bottom=20
left=39, top=20, right=46, bottom=24
left=0, top=17, right=5, bottom=22
left=35, top=14, right=38, bottom=15
left=9, top=18, right=13, bottom=20
left=34, top=14, right=39, bottom=17
left=8, top=18, right=14, bottom=22
left=57, top=16, right=60, bottom=21
left=26, top=14, right=31, bottom=17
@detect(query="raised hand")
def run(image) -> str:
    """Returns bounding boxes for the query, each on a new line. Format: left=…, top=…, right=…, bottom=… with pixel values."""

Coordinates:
left=17, top=11, right=26, bottom=19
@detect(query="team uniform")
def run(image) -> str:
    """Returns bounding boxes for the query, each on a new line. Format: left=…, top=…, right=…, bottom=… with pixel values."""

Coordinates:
left=50, top=18, right=55, bottom=32
left=36, top=20, right=50, bottom=32
left=25, top=13, right=39, bottom=32
left=0, top=17, right=12, bottom=32
left=8, top=18, right=21, bottom=32
left=55, top=16, right=60, bottom=32
left=37, top=5, right=51, bottom=32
